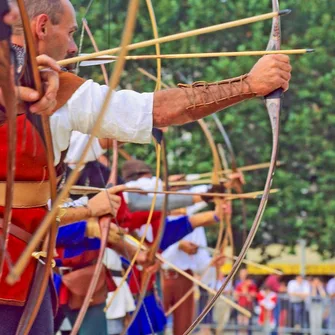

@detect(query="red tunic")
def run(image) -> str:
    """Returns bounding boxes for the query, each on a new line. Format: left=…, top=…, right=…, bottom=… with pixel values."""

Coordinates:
left=0, top=114, right=49, bottom=306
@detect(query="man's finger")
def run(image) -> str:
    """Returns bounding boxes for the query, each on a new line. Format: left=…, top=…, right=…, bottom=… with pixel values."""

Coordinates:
left=30, top=97, right=56, bottom=115
left=36, top=54, right=61, bottom=72
left=108, top=184, right=127, bottom=194
left=271, top=54, right=291, bottom=64
left=16, top=87, right=40, bottom=102
left=40, top=70, right=59, bottom=102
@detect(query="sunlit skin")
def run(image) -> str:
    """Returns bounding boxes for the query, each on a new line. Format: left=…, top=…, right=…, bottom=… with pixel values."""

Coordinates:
left=12, top=0, right=78, bottom=61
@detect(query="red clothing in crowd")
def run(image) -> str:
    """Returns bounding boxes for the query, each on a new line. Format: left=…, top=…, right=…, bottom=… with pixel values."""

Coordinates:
left=264, top=275, right=281, bottom=293
left=235, top=280, right=258, bottom=310
left=257, top=290, right=277, bottom=327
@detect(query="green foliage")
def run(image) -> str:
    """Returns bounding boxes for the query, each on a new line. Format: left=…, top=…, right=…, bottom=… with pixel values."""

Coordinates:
left=72, top=0, right=335, bottom=258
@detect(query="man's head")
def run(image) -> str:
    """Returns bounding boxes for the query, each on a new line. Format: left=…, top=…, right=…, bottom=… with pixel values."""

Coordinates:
left=122, top=160, right=153, bottom=182
left=296, top=275, right=304, bottom=283
left=12, top=0, right=78, bottom=60
left=239, top=268, right=248, bottom=281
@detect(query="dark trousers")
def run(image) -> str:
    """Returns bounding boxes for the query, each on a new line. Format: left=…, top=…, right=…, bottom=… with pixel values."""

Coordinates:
left=64, top=303, right=108, bottom=335
left=0, top=285, right=53, bottom=335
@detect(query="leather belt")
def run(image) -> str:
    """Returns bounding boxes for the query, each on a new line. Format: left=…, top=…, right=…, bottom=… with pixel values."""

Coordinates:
left=162, top=268, right=193, bottom=279
left=109, top=269, right=124, bottom=278
left=0, top=219, right=32, bottom=243
left=0, top=181, right=51, bottom=208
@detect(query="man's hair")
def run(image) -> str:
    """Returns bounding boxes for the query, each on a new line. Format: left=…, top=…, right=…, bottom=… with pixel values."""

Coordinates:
left=11, top=0, right=64, bottom=35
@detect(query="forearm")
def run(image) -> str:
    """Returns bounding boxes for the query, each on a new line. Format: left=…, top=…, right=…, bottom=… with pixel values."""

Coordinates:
left=189, top=210, right=217, bottom=229
left=110, top=239, right=138, bottom=260
left=58, top=206, right=92, bottom=226
left=153, top=74, right=255, bottom=127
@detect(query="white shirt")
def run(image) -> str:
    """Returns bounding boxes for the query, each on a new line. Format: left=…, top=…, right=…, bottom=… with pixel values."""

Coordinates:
left=50, top=81, right=154, bottom=165
left=287, top=279, right=310, bottom=302
left=103, top=249, right=136, bottom=319
left=326, top=278, right=335, bottom=296
left=161, top=227, right=211, bottom=274
left=65, top=131, right=106, bottom=168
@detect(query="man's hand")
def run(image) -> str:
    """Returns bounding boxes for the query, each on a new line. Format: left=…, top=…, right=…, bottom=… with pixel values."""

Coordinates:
left=210, top=255, right=226, bottom=267
left=178, top=241, right=199, bottom=255
left=86, top=219, right=123, bottom=244
left=0, top=55, right=61, bottom=115
left=88, top=185, right=126, bottom=218
left=215, top=201, right=232, bottom=217
left=247, top=54, right=292, bottom=96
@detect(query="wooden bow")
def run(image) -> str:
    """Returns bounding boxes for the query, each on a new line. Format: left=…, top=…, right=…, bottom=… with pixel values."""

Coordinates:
left=0, top=1, right=58, bottom=334
left=212, top=114, right=247, bottom=244
left=0, top=1, right=17, bottom=276
left=118, top=3, right=167, bottom=333
left=184, top=1, right=284, bottom=332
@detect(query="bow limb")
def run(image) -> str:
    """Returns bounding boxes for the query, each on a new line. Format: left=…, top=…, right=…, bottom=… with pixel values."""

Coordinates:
left=213, top=114, right=248, bottom=244
left=183, top=1, right=283, bottom=332
left=68, top=1, right=140, bottom=334
left=69, top=21, right=121, bottom=334
left=120, top=134, right=168, bottom=335
left=197, top=119, right=225, bottom=254
left=216, top=144, right=234, bottom=258
left=0, top=1, right=17, bottom=276
left=118, top=3, right=165, bottom=333
left=7, top=0, right=140, bottom=284
left=12, top=0, right=58, bottom=333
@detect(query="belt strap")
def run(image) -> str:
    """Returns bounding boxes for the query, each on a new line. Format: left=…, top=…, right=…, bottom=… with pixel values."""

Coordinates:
left=0, top=219, right=32, bottom=243
left=0, top=181, right=50, bottom=208
left=109, top=269, right=124, bottom=277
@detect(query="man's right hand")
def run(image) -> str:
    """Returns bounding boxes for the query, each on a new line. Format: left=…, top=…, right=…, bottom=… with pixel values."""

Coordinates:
left=247, top=54, right=292, bottom=96
left=88, top=185, right=126, bottom=218
left=178, top=241, right=199, bottom=255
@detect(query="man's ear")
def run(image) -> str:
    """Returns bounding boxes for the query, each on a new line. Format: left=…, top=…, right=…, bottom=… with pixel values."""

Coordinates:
left=35, top=14, right=49, bottom=40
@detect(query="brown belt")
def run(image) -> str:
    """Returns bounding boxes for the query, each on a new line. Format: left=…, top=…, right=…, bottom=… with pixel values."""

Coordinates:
left=162, top=269, right=193, bottom=280
left=0, top=181, right=51, bottom=208
left=0, top=218, right=32, bottom=243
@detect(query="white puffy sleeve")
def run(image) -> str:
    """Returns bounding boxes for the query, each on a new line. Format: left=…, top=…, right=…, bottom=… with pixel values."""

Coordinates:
left=67, top=80, right=153, bottom=142
left=50, top=80, right=154, bottom=165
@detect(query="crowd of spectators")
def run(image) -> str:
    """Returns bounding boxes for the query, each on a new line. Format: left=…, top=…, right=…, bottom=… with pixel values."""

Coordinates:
left=200, top=269, right=335, bottom=335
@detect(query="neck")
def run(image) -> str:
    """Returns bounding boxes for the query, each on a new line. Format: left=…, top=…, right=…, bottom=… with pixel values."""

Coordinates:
left=11, top=35, right=25, bottom=47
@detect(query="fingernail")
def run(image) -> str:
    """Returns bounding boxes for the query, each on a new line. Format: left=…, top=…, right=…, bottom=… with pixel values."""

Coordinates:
left=29, top=92, right=39, bottom=100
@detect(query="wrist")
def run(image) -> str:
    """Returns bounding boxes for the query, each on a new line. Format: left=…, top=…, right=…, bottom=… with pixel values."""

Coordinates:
left=213, top=213, right=220, bottom=223
left=84, top=203, right=93, bottom=218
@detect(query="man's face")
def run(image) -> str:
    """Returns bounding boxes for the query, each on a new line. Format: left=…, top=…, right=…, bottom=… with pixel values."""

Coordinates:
left=38, top=0, right=78, bottom=61
left=239, top=268, right=248, bottom=281
left=296, top=275, right=303, bottom=283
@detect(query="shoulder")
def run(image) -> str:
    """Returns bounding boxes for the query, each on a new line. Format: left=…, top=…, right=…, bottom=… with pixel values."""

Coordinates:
left=55, top=72, right=87, bottom=110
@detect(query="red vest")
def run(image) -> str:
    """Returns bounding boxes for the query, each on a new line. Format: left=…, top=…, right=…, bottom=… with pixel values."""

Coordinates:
left=0, top=114, right=49, bottom=306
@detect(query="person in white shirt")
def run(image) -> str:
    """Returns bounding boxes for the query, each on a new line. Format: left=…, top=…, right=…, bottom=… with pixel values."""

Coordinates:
left=287, top=275, right=310, bottom=332
left=103, top=249, right=136, bottom=335
left=326, top=276, right=335, bottom=333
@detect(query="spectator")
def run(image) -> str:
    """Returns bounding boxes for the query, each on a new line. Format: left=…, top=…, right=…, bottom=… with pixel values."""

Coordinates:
left=213, top=267, right=234, bottom=335
left=326, top=275, right=335, bottom=334
left=287, top=275, right=310, bottom=334
left=264, top=272, right=284, bottom=335
left=257, top=284, right=278, bottom=335
left=308, top=277, right=326, bottom=335
left=235, top=274, right=258, bottom=334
